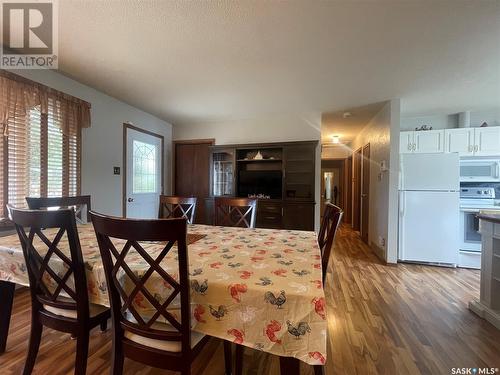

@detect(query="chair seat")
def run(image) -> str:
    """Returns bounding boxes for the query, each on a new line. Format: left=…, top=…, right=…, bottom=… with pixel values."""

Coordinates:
left=124, top=321, right=205, bottom=352
left=43, top=303, right=108, bottom=319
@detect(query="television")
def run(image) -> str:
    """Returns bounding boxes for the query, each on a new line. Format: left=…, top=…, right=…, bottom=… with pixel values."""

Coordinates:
left=238, top=170, right=282, bottom=199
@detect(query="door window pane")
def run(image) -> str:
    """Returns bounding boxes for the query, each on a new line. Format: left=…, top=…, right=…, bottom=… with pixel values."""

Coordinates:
left=133, top=140, right=157, bottom=193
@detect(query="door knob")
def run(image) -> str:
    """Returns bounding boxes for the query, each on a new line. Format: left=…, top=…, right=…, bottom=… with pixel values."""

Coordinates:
left=127, top=197, right=134, bottom=202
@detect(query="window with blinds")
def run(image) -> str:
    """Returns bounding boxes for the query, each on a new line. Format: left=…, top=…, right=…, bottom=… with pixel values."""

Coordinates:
left=0, top=72, right=89, bottom=220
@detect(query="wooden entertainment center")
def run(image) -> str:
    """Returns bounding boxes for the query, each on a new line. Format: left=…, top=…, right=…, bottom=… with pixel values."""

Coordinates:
left=205, top=140, right=318, bottom=231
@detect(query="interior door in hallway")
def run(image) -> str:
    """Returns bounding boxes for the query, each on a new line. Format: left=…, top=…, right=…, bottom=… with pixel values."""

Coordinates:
left=361, top=143, right=370, bottom=243
left=352, top=148, right=362, bottom=231
left=174, top=140, right=214, bottom=224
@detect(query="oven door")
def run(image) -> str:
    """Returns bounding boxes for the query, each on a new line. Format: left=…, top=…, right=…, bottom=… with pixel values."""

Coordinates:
left=459, top=208, right=482, bottom=252
left=460, top=160, right=500, bottom=182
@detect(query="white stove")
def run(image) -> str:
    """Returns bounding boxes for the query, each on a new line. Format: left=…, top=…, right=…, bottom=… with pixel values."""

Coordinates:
left=459, top=186, right=498, bottom=269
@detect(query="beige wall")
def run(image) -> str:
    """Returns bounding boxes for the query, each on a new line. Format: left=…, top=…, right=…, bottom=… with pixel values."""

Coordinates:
left=351, top=100, right=400, bottom=263
left=321, top=145, right=351, bottom=159
left=173, top=113, right=322, bottom=231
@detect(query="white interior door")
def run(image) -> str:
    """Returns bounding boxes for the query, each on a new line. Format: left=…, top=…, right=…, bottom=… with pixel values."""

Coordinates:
left=125, top=128, right=163, bottom=218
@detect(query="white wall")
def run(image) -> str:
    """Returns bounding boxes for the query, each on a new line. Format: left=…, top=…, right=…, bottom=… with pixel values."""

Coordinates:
left=173, top=113, right=322, bottom=230
left=401, top=109, right=500, bottom=131
left=351, top=100, right=400, bottom=263
left=9, top=69, right=173, bottom=217
left=321, top=144, right=352, bottom=159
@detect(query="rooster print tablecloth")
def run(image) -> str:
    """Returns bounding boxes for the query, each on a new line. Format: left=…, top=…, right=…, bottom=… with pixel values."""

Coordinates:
left=0, top=224, right=327, bottom=365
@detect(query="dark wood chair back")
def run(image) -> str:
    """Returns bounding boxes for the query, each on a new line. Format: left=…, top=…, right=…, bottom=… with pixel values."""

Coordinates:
left=214, top=197, right=257, bottom=228
left=318, top=203, right=343, bottom=282
left=158, top=195, right=197, bottom=224
left=8, top=205, right=110, bottom=375
left=8, top=206, right=89, bottom=319
left=89, top=211, right=195, bottom=365
left=25, top=195, right=91, bottom=223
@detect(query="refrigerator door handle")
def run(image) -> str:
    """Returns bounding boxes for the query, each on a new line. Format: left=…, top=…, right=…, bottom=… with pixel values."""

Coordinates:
left=399, top=191, right=405, bottom=216
left=495, top=162, right=500, bottom=179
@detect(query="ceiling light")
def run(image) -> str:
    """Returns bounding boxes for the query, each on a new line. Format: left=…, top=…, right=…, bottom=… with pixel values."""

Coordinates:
left=331, top=135, right=340, bottom=144
left=343, top=112, right=352, bottom=119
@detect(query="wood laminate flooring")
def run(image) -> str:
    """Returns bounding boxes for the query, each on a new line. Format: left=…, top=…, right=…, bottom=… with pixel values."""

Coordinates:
left=1, top=225, right=499, bottom=374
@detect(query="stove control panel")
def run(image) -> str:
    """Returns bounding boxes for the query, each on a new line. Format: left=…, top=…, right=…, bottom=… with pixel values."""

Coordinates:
left=460, top=187, right=496, bottom=199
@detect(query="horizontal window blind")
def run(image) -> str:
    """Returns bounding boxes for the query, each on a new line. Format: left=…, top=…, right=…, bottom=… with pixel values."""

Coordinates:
left=0, top=72, right=90, bottom=220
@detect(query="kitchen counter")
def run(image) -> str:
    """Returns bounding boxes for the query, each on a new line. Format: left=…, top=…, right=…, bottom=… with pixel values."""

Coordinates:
left=477, top=212, right=500, bottom=225
left=468, top=211, right=500, bottom=330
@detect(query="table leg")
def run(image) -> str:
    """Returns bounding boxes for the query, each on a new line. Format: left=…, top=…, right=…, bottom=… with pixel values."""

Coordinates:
left=0, top=281, right=15, bottom=353
left=279, top=357, right=300, bottom=375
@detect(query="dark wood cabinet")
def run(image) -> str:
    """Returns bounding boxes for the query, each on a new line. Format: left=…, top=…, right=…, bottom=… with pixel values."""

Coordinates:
left=283, top=202, right=315, bottom=230
left=206, top=141, right=317, bottom=231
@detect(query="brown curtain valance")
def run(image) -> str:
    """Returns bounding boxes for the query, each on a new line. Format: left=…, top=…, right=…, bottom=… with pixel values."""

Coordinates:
left=0, top=70, right=91, bottom=136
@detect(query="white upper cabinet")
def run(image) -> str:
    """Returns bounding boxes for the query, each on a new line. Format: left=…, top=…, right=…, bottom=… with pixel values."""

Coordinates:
left=413, top=130, right=444, bottom=153
left=400, top=131, right=414, bottom=154
left=442, top=127, right=500, bottom=157
left=444, top=128, right=474, bottom=156
left=475, top=127, right=500, bottom=156
left=400, top=130, right=444, bottom=154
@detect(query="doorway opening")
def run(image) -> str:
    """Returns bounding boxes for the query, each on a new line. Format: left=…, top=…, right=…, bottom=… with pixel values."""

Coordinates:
left=320, top=159, right=345, bottom=220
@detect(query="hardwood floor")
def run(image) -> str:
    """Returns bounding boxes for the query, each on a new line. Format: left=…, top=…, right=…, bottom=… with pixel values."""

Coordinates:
left=1, top=225, right=500, bottom=374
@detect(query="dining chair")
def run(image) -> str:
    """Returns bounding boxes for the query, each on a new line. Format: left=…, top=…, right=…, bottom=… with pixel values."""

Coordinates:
left=214, top=197, right=257, bottom=228
left=8, top=206, right=110, bottom=375
left=318, top=203, right=344, bottom=283
left=158, top=195, right=197, bottom=224
left=89, top=211, right=231, bottom=375
left=26, top=195, right=92, bottom=223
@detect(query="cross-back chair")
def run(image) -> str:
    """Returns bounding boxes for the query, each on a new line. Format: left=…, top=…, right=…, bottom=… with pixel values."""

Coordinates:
left=89, top=211, right=230, bottom=375
left=214, top=197, right=257, bottom=228
left=8, top=206, right=110, bottom=375
left=158, top=195, right=197, bottom=224
left=26, top=195, right=92, bottom=223
left=318, top=203, right=344, bottom=283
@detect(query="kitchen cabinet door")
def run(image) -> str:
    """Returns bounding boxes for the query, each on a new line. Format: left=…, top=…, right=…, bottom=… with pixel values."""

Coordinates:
left=445, top=128, right=474, bottom=156
left=474, top=127, right=500, bottom=156
left=400, top=131, right=414, bottom=153
left=414, top=130, right=444, bottom=153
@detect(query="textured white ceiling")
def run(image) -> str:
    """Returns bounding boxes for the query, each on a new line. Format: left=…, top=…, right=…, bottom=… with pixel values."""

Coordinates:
left=57, top=1, right=500, bottom=125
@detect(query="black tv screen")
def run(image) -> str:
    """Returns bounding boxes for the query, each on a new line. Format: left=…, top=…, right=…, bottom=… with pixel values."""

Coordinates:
left=238, top=170, right=282, bottom=199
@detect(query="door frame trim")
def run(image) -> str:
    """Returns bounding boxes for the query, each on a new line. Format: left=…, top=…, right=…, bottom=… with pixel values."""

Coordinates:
left=122, top=123, right=165, bottom=217
left=172, top=139, right=215, bottom=195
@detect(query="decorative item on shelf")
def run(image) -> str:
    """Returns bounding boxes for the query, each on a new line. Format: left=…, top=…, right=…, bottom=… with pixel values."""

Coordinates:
left=415, top=125, right=433, bottom=131
left=248, top=193, right=271, bottom=199
left=480, top=122, right=489, bottom=127
left=254, top=151, right=263, bottom=160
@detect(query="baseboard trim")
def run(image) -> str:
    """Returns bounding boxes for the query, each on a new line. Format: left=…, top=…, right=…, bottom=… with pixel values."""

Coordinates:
left=370, top=241, right=387, bottom=263
left=469, top=299, right=500, bottom=330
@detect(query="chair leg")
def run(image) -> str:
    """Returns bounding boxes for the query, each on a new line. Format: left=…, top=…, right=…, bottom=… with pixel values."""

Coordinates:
left=313, top=365, right=324, bottom=375
left=235, top=344, right=243, bottom=375
left=223, top=341, right=232, bottom=375
left=100, top=318, right=108, bottom=332
left=74, top=331, right=89, bottom=375
left=22, top=316, right=43, bottom=375
left=111, top=334, right=124, bottom=375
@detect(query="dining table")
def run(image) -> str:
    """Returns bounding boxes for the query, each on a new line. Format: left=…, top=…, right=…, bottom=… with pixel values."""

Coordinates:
left=0, top=223, right=327, bottom=374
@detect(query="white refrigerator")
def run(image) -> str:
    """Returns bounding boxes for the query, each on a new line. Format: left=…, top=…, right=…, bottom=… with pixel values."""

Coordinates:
left=398, top=153, right=459, bottom=266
